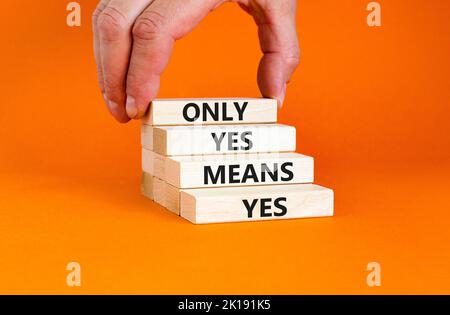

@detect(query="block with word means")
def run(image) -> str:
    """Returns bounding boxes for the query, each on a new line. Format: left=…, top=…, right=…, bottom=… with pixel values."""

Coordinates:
left=180, top=184, right=333, bottom=224
left=144, top=124, right=296, bottom=156
left=142, top=98, right=277, bottom=126
left=142, top=151, right=314, bottom=188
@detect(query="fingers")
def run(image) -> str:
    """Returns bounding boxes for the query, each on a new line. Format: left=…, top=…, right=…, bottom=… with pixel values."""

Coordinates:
left=126, top=0, right=222, bottom=119
left=95, top=0, right=155, bottom=123
left=243, top=0, right=300, bottom=107
left=93, top=0, right=298, bottom=124
left=92, top=0, right=109, bottom=98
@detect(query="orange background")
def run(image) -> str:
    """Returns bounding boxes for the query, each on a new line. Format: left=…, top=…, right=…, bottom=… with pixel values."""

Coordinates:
left=1, top=0, right=449, bottom=294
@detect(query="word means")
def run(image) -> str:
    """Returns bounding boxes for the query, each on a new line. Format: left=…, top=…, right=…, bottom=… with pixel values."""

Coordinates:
left=204, top=162, right=294, bottom=185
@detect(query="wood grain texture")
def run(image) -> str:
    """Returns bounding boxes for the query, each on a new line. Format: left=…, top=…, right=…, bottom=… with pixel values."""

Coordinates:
left=164, top=182, right=181, bottom=215
left=141, top=149, right=165, bottom=179
left=141, top=125, right=153, bottom=150
left=141, top=172, right=182, bottom=215
left=144, top=124, right=296, bottom=156
left=141, top=98, right=277, bottom=126
left=140, top=172, right=155, bottom=200
left=180, top=184, right=333, bottom=224
left=153, top=176, right=166, bottom=209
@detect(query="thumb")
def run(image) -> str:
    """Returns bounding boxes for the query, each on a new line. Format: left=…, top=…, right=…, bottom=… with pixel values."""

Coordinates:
left=242, top=0, right=300, bottom=107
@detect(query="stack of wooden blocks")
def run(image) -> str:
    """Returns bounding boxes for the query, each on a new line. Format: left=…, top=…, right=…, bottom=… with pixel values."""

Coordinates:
left=141, top=98, right=334, bottom=224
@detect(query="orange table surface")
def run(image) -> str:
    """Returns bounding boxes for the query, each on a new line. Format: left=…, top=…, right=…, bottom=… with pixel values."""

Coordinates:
left=0, top=167, right=449, bottom=294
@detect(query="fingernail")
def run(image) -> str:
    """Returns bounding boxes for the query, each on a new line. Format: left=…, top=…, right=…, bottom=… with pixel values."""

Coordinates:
left=278, top=83, right=287, bottom=108
left=126, top=95, right=138, bottom=118
left=103, top=94, right=117, bottom=113
left=108, top=99, right=119, bottom=112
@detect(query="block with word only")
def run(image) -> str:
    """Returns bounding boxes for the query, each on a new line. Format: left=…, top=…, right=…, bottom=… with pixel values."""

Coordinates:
left=142, top=98, right=277, bottom=126
left=144, top=124, right=296, bottom=156
left=142, top=150, right=314, bottom=188
left=180, top=184, right=334, bottom=224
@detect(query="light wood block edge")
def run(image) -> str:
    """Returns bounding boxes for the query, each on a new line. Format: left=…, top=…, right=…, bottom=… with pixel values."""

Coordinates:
left=142, top=149, right=165, bottom=180
left=152, top=127, right=167, bottom=155
left=141, top=172, right=183, bottom=215
left=141, top=172, right=154, bottom=200
left=141, top=125, right=153, bottom=150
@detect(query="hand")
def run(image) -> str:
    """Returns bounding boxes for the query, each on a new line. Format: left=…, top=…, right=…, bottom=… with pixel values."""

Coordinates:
left=93, top=0, right=300, bottom=123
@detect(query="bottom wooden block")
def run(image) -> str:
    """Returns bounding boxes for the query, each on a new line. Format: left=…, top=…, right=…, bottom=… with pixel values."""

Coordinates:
left=142, top=172, right=334, bottom=224
left=141, top=172, right=154, bottom=200
left=164, top=182, right=181, bottom=215
left=141, top=172, right=180, bottom=215
left=180, top=184, right=333, bottom=224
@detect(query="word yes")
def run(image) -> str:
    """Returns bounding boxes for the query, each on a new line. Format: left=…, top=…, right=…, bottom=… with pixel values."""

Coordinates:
left=243, top=197, right=287, bottom=218
left=211, top=131, right=252, bottom=151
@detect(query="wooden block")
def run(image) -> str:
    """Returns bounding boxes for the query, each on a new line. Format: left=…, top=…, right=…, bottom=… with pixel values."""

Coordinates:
left=141, top=98, right=277, bottom=126
left=180, top=184, right=333, bottom=224
left=141, top=148, right=155, bottom=175
left=141, top=173, right=170, bottom=208
left=141, top=125, right=153, bottom=150
left=164, top=152, right=314, bottom=188
left=141, top=170, right=181, bottom=214
left=153, top=176, right=166, bottom=207
left=140, top=172, right=154, bottom=200
left=164, top=182, right=181, bottom=215
left=147, top=124, right=296, bottom=156
left=141, top=148, right=165, bottom=179
left=148, top=174, right=181, bottom=215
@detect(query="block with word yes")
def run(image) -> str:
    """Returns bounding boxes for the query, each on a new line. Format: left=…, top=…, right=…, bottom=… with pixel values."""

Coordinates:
left=181, top=184, right=334, bottom=224
left=143, top=124, right=296, bottom=156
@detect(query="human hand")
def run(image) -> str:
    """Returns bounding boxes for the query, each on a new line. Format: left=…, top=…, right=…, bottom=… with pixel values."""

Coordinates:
left=93, top=0, right=300, bottom=123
